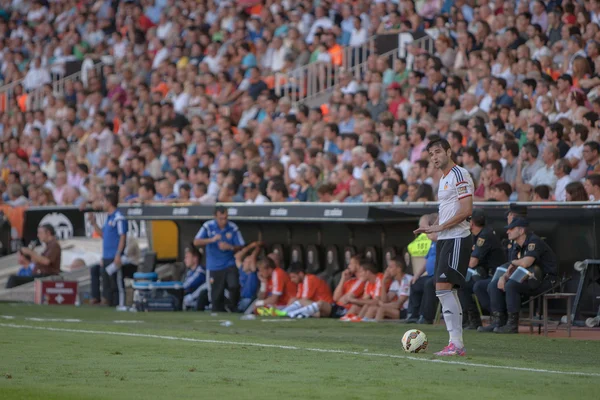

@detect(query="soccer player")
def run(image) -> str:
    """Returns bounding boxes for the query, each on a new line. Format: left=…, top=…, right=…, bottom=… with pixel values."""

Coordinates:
left=271, top=263, right=333, bottom=318
left=414, top=138, right=474, bottom=356
left=341, top=260, right=388, bottom=322
left=272, top=254, right=366, bottom=319
left=254, top=256, right=297, bottom=312
left=362, top=257, right=412, bottom=322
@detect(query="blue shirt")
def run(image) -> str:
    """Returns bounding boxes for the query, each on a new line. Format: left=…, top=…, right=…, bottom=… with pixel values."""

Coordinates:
left=17, top=263, right=34, bottom=277
left=183, top=266, right=206, bottom=294
left=239, top=269, right=259, bottom=299
left=103, top=210, right=128, bottom=259
left=425, top=242, right=437, bottom=276
left=195, top=220, right=245, bottom=271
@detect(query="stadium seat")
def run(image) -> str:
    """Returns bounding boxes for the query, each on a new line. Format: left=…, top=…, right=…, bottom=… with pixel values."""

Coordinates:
left=270, top=244, right=286, bottom=268
left=319, top=245, right=342, bottom=290
left=290, top=244, right=304, bottom=267
left=382, top=247, right=398, bottom=269
left=342, top=246, right=356, bottom=269
left=364, top=246, right=379, bottom=270
left=305, top=245, right=322, bottom=274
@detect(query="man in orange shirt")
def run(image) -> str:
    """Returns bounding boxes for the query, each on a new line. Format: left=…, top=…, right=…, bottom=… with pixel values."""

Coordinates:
left=340, top=259, right=388, bottom=322
left=254, top=257, right=296, bottom=312
left=279, top=254, right=367, bottom=319
left=263, top=262, right=332, bottom=318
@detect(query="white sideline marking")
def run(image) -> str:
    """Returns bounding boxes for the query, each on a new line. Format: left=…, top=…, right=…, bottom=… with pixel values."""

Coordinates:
left=113, top=320, right=144, bottom=324
left=1, top=315, right=15, bottom=319
left=261, top=318, right=297, bottom=323
left=25, top=318, right=81, bottom=323
left=0, top=322, right=598, bottom=378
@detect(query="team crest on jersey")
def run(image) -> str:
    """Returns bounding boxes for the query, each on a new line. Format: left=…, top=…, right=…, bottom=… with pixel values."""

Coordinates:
left=444, top=183, right=448, bottom=190
left=226, top=232, right=232, bottom=239
left=457, top=186, right=468, bottom=195
left=528, top=243, right=535, bottom=251
left=477, top=238, right=485, bottom=247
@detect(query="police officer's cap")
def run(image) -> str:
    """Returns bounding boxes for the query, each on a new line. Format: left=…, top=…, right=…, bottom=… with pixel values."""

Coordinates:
left=505, top=217, right=529, bottom=230
left=505, top=203, right=528, bottom=217
left=471, top=208, right=486, bottom=226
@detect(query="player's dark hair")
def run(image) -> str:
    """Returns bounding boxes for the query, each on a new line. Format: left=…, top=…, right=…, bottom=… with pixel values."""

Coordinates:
left=40, top=224, right=56, bottom=237
left=214, top=205, right=228, bottom=215
left=359, top=259, right=378, bottom=274
left=426, top=138, right=451, bottom=152
left=259, top=257, right=276, bottom=270
left=105, top=191, right=119, bottom=208
left=288, top=262, right=305, bottom=274
left=389, top=256, right=407, bottom=273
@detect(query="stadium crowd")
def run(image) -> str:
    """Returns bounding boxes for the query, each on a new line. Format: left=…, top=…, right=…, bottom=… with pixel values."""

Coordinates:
left=1, top=0, right=600, bottom=210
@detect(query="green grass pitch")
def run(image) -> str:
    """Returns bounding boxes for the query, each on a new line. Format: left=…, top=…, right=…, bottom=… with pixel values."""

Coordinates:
left=0, top=303, right=598, bottom=400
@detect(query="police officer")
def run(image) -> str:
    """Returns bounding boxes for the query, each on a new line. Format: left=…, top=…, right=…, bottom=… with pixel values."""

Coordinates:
left=193, top=206, right=245, bottom=312
left=461, top=209, right=505, bottom=329
left=481, top=218, right=557, bottom=334
left=503, top=203, right=527, bottom=258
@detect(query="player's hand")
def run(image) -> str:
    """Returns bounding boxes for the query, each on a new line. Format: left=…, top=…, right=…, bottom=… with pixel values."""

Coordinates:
left=414, top=225, right=443, bottom=235
left=498, top=276, right=506, bottom=291
left=341, top=269, right=351, bottom=280
left=218, top=242, right=232, bottom=251
left=212, top=234, right=222, bottom=243
left=411, top=275, right=418, bottom=284
left=114, top=255, right=122, bottom=268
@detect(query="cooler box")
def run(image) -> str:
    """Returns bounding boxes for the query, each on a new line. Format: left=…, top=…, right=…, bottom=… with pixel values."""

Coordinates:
left=34, top=280, right=78, bottom=305
left=133, top=272, right=158, bottom=281
left=133, top=281, right=184, bottom=312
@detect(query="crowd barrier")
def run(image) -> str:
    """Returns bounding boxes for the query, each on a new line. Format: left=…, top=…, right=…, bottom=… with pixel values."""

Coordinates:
left=10, top=203, right=600, bottom=315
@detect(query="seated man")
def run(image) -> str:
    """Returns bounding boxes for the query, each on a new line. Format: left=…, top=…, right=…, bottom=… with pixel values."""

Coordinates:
left=340, top=259, right=388, bottom=322
left=460, top=209, right=505, bottom=329
left=270, top=254, right=366, bottom=319
left=182, top=245, right=207, bottom=310
left=234, top=241, right=261, bottom=312
left=363, top=256, right=412, bottom=322
left=6, top=224, right=61, bottom=289
left=270, top=262, right=334, bottom=318
left=480, top=218, right=557, bottom=334
left=254, top=256, right=297, bottom=312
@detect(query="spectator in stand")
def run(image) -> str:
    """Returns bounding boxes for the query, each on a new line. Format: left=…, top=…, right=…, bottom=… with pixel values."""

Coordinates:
left=3, top=0, right=600, bottom=213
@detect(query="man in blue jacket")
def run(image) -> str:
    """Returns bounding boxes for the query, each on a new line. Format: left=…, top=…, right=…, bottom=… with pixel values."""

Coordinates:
left=193, top=206, right=245, bottom=312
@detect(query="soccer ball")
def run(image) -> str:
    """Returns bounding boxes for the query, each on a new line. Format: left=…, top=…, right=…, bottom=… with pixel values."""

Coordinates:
left=401, top=329, right=428, bottom=353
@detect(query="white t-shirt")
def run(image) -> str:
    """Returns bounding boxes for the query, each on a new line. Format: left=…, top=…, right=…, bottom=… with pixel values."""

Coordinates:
left=566, top=144, right=586, bottom=180
left=437, top=165, right=474, bottom=240
left=388, top=274, right=412, bottom=310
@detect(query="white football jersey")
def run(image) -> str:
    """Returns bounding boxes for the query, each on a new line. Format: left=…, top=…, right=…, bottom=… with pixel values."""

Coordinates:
left=389, top=274, right=412, bottom=310
left=437, top=165, right=474, bottom=240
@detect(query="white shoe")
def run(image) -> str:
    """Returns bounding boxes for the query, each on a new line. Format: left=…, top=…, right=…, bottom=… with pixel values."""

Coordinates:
left=116, top=306, right=129, bottom=312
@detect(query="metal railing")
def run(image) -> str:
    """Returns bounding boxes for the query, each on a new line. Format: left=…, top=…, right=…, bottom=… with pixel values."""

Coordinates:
left=274, top=36, right=376, bottom=107
left=275, top=34, right=436, bottom=107
left=0, top=59, right=105, bottom=113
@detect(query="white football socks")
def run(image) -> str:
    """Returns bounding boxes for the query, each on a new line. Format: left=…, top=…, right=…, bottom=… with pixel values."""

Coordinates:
left=436, top=289, right=464, bottom=349
left=288, top=302, right=320, bottom=318
left=282, top=301, right=302, bottom=313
